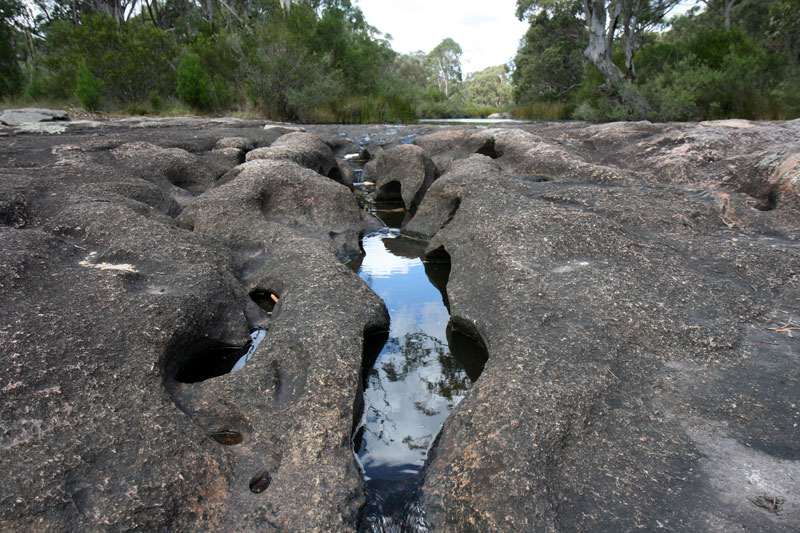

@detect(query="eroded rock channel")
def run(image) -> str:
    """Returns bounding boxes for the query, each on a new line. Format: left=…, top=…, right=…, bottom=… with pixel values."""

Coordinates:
left=1, top=115, right=799, bottom=531
left=353, top=226, right=488, bottom=531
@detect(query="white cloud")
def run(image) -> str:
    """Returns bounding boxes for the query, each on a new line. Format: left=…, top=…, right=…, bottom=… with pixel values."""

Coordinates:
left=360, top=232, right=419, bottom=277
left=356, top=0, right=529, bottom=74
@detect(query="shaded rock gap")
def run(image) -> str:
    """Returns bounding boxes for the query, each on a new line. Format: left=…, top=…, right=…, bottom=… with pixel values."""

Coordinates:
left=169, top=329, right=267, bottom=384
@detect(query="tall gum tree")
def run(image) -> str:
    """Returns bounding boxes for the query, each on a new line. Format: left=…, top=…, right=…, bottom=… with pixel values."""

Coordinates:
left=427, top=37, right=462, bottom=97
left=517, top=0, right=678, bottom=82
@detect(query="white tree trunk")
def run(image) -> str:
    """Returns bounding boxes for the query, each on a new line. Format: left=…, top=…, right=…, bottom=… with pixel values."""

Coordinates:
left=583, top=0, right=624, bottom=83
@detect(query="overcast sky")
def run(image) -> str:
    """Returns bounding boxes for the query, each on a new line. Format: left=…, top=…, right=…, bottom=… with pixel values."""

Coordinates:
left=355, top=1, right=701, bottom=76
left=356, top=0, right=529, bottom=75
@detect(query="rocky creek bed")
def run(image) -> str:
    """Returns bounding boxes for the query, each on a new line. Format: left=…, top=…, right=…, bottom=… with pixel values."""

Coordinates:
left=1, top=112, right=799, bottom=531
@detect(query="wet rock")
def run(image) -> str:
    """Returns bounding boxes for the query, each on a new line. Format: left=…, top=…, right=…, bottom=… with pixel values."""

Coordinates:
left=373, top=144, right=438, bottom=223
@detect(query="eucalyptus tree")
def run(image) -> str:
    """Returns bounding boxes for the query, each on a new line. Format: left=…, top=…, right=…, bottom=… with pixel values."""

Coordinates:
left=699, top=0, right=737, bottom=28
left=463, top=64, right=512, bottom=107
left=517, top=0, right=678, bottom=82
left=427, top=37, right=462, bottom=97
left=513, top=1, right=586, bottom=103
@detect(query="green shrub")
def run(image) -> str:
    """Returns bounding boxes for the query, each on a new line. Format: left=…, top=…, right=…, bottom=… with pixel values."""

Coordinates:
left=187, top=23, right=241, bottom=110
left=149, top=90, right=163, bottom=113
left=770, top=67, right=800, bottom=119
left=176, top=54, right=212, bottom=111
left=35, top=14, right=176, bottom=104
left=75, top=62, right=102, bottom=111
left=239, top=12, right=345, bottom=120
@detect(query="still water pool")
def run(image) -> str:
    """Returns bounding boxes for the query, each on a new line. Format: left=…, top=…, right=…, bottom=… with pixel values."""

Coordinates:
left=354, top=228, right=486, bottom=531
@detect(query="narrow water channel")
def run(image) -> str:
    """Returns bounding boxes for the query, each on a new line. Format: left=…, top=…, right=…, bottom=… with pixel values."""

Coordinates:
left=354, top=227, right=487, bottom=532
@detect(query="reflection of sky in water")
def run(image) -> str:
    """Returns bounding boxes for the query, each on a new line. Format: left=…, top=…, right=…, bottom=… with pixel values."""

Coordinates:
left=357, top=230, right=470, bottom=476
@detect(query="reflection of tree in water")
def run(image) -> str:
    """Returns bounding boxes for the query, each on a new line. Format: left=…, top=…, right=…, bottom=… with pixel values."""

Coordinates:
left=429, top=349, right=471, bottom=402
left=402, top=434, right=430, bottom=450
left=366, top=329, right=471, bottom=415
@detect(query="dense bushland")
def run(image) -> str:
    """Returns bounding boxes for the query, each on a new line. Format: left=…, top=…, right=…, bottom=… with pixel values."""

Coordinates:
left=4, top=0, right=499, bottom=121
left=1, top=0, right=798, bottom=122
left=513, top=0, right=800, bottom=121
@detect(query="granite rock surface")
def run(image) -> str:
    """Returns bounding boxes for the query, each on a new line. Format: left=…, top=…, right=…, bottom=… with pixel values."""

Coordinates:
left=1, top=115, right=798, bottom=532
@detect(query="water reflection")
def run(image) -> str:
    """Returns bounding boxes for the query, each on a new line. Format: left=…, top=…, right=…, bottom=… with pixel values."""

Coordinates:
left=355, top=229, right=475, bottom=531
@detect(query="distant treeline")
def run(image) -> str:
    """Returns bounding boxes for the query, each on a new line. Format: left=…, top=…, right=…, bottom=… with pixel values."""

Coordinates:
left=0, top=0, right=797, bottom=122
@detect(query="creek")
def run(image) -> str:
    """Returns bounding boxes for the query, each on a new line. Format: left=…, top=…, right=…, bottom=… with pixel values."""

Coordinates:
left=353, top=225, right=488, bottom=532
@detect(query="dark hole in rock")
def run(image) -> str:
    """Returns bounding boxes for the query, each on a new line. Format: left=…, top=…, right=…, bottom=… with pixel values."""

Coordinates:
left=327, top=166, right=344, bottom=184
left=173, top=329, right=266, bottom=384
left=347, top=253, right=365, bottom=274
left=425, top=245, right=451, bottom=264
left=754, top=188, right=778, bottom=211
left=447, top=319, right=489, bottom=383
left=518, top=174, right=551, bottom=183
left=476, top=138, right=502, bottom=159
left=249, top=471, right=272, bottom=493
left=372, top=194, right=406, bottom=228
left=250, top=290, right=279, bottom=314
left=209, top=430, right=243, bottom=445
left=0, top=196, right=27, bottom=228
left=375, top=180, right=402, bottom=203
